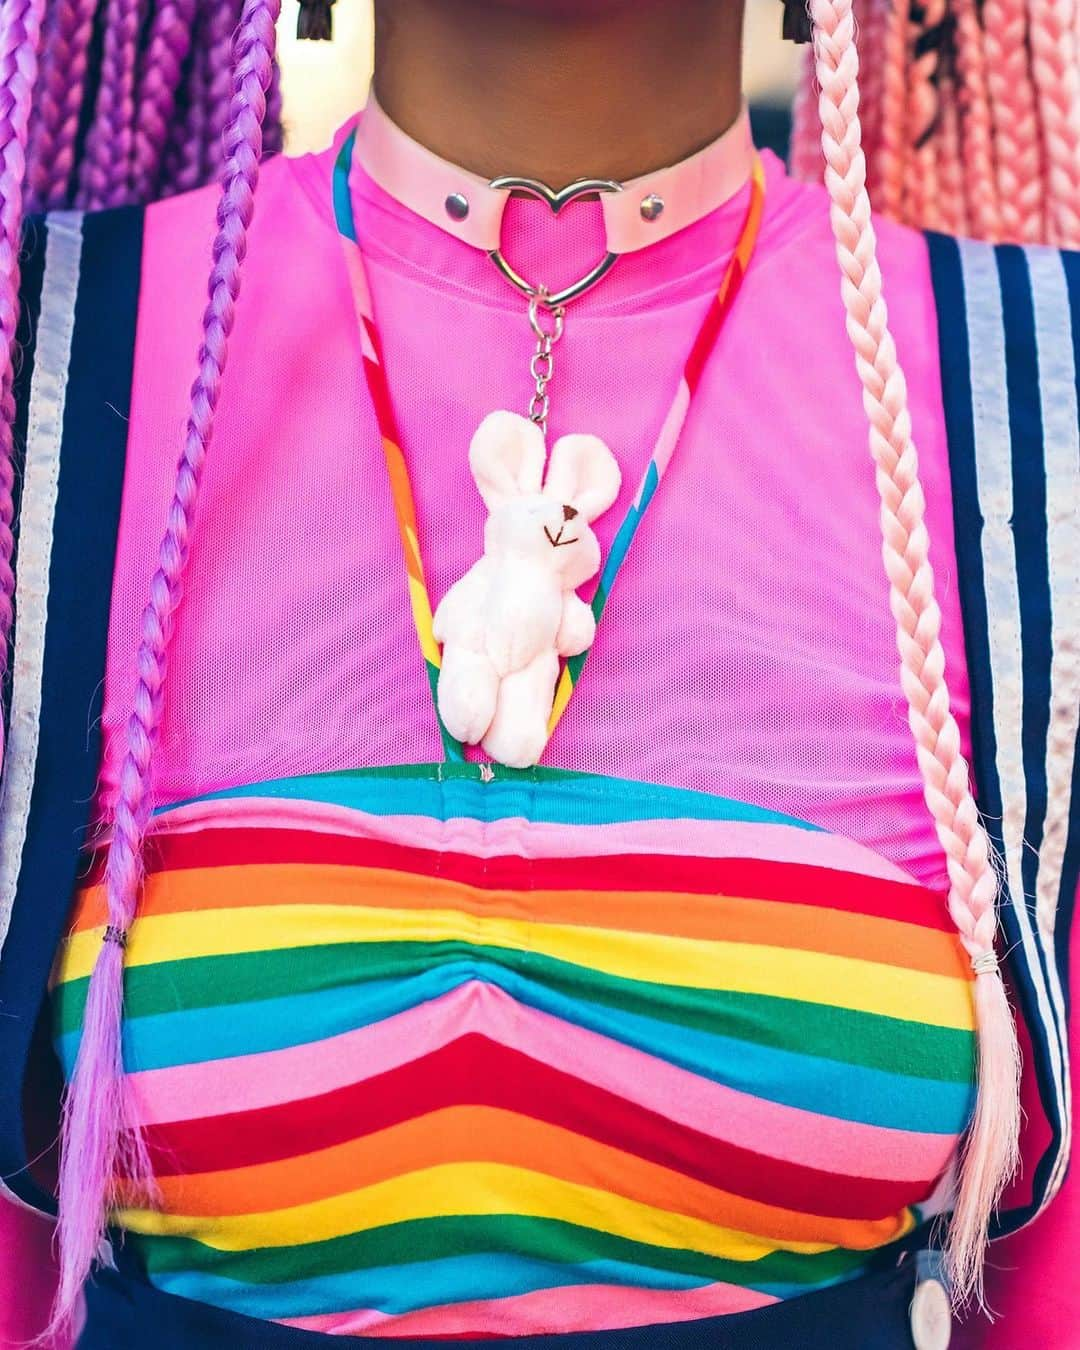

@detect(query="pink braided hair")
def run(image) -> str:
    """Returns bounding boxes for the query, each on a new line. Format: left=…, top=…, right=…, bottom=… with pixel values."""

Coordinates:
left=935, top=69, right=970, bottom=238
left=131, top=0, right=201, bottom=201
left=23, top=0, right=96, bottom=213
left=874, top=0, right=911, bottom=217
left=50, top=0, right=281, bottom=1331
left=950, top=0, right=1002, bottom=239
left=77, top=0, right=142, bottom=210
left=810, top=0, right=1021, bottom=1304
left=0, top=0, right=46, bottom=713
left=902, top=0, right=949, bottom=231
left=1028, top=0, right=1080, bottom=246
left=979, top=0, right=1046, bottom=240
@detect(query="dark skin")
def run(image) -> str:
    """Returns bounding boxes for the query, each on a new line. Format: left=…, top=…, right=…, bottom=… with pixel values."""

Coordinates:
left=371, top=0, right=745, bottom=187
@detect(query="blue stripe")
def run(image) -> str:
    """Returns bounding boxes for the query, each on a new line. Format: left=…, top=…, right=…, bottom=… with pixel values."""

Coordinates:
left=152, top=1253, right=717, bottom=1320
left=333, top=131, right=358, bottom=242
left=156, top=766, right=823, bottom=832
left=59, top=960, right=972, bottom=1133
left=0, top=207, right=142, bottom=1213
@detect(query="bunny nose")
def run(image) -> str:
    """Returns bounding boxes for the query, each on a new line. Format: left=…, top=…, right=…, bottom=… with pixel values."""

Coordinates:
left=563, top=504, right=579, bottom=522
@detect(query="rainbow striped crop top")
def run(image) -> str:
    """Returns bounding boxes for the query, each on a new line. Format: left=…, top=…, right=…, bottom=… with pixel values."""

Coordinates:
left=51, top=765, right=977, bottom=1338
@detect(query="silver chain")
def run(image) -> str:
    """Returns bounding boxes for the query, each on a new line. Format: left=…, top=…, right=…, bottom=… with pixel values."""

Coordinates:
left=527, top=289, right=565, bottom=436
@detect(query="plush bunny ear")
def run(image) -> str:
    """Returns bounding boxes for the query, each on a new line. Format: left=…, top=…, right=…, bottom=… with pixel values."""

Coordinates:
left=543, top=433, right=622, bottom=523
left=469, top=411, right=547, bottom=511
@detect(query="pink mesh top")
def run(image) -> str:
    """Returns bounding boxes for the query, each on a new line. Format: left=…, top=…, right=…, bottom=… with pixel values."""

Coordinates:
left=97, top=113, right=968, bottom=892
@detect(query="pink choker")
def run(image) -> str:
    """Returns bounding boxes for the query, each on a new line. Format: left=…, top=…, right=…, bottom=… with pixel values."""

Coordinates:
left=354, top=92, right=757, bottom=260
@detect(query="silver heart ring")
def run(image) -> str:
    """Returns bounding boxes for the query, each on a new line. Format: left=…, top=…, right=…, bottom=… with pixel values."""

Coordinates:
left=487, top=175, right=623, bottom=308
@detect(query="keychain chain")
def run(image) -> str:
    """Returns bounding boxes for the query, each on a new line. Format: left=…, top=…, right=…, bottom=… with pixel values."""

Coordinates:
left=527, top=288, right=565, bottom=436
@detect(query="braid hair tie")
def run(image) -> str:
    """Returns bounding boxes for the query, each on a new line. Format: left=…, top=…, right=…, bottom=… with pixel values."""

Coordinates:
left=102, top=924, right=129, bottom=949
left=971, top=949, right=1001, bottom=976
left=297, top=0, right=334, bottom=40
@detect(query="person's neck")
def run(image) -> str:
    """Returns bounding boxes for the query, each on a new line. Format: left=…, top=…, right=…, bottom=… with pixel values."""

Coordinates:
left=371, top=0, right=745, bottom=188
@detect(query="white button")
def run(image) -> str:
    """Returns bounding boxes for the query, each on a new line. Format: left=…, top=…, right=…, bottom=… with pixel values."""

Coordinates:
left=910, top=1277, right=952, bottom=1350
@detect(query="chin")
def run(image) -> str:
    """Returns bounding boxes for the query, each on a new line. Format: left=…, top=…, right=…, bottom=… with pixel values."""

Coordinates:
left=475, top=0, right=664, bottom=14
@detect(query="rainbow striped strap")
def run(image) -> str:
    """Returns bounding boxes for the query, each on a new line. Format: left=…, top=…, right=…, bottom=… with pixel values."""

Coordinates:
left=333, top=131, right=767, bottom=761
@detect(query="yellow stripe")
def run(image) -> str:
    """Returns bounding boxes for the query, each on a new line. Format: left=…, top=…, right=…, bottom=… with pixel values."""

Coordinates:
left=406, top=574, right=441, bottom=667
left=548, top=669, right=574, bottom=733
left=61, top=904, right=974, bottom=1029
left=115, top=1161, right=837, bottom=1260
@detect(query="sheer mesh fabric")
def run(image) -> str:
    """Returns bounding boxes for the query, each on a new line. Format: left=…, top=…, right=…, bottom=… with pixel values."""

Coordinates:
left=94, top=117, right=970, bottom=892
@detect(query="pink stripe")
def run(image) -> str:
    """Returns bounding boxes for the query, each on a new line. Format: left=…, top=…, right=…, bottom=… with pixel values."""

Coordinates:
left=282, top=1278, right=778, bottom=1337
left=647, top=378, right=691, bottom=487
left=145, top=795, right=918, bottom=886
left=338, top=232, right=377, bottom=349
left=127, top=981, right=950, bottom=1183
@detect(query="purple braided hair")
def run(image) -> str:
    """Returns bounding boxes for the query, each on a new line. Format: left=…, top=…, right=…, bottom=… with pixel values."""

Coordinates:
left=0, top=0, right=46, bottom=704
left=204, top=0, right=247, bottom=179
left=159, top=6, right=212, bottom=196
left=51, top=0, right=281, bottom=1328
left=23, top=0, right=96, bottom=213
left=77, top=0, right=142, bottom=210
left=131, top=0, right=200, bottom=201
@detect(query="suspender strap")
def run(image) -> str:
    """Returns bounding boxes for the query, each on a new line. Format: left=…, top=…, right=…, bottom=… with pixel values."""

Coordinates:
left=927, top=231, right=1080, bottom=1235
left=0, top=205, right=143, bottom=1214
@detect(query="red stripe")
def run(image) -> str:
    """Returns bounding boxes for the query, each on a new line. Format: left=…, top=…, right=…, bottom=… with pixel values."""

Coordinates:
left=132, top=1035, right=933, bottom=1221
left=79, top=830, right=950, bottom=931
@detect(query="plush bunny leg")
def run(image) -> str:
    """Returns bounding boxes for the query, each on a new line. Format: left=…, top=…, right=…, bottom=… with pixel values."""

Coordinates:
left=482, top=649, right=560, bottom=769
left=556, top=593, right=597, bottom=658
left=437, top=645, right=500, bottom=746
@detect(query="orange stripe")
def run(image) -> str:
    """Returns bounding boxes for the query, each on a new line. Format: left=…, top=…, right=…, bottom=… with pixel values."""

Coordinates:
left=120, top=1104, right=908, bottom=1251
left=67, top=864, right=964, bottom=978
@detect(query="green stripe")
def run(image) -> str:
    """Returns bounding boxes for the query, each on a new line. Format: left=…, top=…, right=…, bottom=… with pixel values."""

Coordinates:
left=137, top=1212, right=872, bottom=1288
left=55, top=941, right=973, bottom=1082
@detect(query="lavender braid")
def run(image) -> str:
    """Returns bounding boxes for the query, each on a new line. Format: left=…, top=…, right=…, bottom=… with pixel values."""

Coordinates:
left=132, top=0, right=200, bottom=201
left=24, top=0, right=96, bottom=213
left=52, top=0, right=282, bottom=1326
left=0, top=0, right=45, bottom=694
left=77, top=0, right=142, bottom=210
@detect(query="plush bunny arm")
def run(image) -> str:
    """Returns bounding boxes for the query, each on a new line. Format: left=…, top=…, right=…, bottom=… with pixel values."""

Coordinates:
left=433, top=566, right=489, bottom=649
left=556, top=592, right=597, bottom=658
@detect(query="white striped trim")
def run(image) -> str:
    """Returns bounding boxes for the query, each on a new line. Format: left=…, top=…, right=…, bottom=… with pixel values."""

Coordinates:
left=1026, top=246, right=1080, bottom=1203
left=957, top=238, right=1069, bottom=1220
left=0, top=213, right=83, bottom=1214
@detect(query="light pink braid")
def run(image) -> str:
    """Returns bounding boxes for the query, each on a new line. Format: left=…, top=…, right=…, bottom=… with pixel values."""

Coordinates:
left=131, top=0, right=200, bottom=201
left=949, top=0, right=1003, bottom=239
left=982, top=0, right=1047, bottom=241
left=77, top=0, right=142, bottom=211
left=51, top=0, right=281, bottom=1332
left=875, top=0, right=911, bottom=219
left=810, top=0, right=1021, bottom=1308
left=1027, top=0, right=1080, bottom=246
left=0, top=0, right=45, bottom=710
left=23, top=0, right=96, bottom=214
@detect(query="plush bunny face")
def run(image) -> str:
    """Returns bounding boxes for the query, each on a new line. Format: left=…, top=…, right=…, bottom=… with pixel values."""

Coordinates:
left=471, top=412, right=621, bottom=589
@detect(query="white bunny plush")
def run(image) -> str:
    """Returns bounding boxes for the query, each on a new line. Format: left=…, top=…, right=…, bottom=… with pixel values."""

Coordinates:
left=433, top=410, right=622, bottom=768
